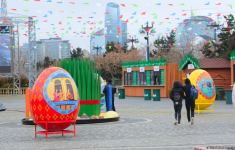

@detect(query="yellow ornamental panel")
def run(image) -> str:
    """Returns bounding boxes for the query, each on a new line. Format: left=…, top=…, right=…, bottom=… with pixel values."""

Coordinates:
left=189, top=69, right=216, bottom=110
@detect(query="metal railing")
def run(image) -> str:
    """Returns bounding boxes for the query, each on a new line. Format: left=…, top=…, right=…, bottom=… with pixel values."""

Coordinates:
left=0, top=88, right=27, bottom=95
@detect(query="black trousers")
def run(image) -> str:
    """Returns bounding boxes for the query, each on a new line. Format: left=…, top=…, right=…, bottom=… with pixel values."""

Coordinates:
left=112, top=96, right=115, bottom=111
left=185, top=100, right=195, bottom=122
left=174, top=104, right=182, bottom=124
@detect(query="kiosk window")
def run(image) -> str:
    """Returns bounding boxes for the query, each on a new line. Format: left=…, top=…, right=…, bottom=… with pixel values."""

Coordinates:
left=138, top=72, right=146, bottom=85
left=124, top=72, right=132, bottom=85
left=152, top=71, right=161, bottom=85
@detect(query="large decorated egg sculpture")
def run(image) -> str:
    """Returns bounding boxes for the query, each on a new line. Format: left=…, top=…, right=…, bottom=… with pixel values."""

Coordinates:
left=31, top=67, right=80, bottom=131
left=189, top=69, right=216, bottom=110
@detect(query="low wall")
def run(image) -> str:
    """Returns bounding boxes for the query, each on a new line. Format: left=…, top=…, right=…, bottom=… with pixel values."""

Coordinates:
left=0, top=88, right=26, bottom=95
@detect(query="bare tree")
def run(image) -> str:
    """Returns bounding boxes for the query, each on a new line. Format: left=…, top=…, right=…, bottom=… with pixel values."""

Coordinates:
left=94, top=50, right=144, bottom=82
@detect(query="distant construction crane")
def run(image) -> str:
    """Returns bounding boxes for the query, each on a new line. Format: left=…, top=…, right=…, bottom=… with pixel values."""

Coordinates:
left=1, top=0, right=37, bottom=90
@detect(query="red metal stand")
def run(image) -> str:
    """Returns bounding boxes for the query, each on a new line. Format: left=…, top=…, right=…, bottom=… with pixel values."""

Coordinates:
left=34, top=120, right=76, bottom=139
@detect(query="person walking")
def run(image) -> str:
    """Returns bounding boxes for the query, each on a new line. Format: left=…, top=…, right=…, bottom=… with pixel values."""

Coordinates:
left=170, top=81, right=185, bottom=125
left=184, top=78, right=196, bottom=125
left=103, top=80, right=116, bottom=111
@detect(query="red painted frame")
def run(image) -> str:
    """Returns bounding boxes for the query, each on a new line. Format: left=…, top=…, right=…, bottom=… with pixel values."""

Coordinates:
left=34, top=120, right=76, bottom=139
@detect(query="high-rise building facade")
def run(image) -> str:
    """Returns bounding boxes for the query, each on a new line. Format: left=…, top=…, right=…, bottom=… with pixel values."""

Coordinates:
left=90, top=29, right=105, bottom=55
left=105, top=2, right=120, bottom=45
left=35, top=38, right=71, bottom=62
left=120, top=21, right=127, bottom=47
left=105, top=2, right=127, bottom=47
left=90, top=2, right=127, bottom=53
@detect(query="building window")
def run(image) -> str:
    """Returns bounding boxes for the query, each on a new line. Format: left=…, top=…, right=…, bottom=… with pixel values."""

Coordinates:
left=138, top=72, right=146, bottom=85
left=124, top=71, right=133, bottom=85
left=124, top=69, right=164, bottom=86
left=124, top=71, right=128, bottom=85
left=152, top=70, right=161, bottom=85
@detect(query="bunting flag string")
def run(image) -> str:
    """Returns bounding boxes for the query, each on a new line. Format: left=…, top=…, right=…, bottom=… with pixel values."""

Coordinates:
left=4, top=0, right=234, bottom=46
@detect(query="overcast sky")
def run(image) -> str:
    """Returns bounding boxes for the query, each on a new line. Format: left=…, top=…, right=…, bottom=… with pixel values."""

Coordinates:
left=5, top=0, right=235, bottom=51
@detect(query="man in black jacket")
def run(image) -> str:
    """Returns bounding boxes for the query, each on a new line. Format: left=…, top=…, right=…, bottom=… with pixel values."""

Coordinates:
left=103, top=80, right=116, bottom=111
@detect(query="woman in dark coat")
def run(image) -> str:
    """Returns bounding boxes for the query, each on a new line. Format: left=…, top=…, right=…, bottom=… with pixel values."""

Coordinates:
left=170, top=81, right=185, bottom=125
left=184, top=78, right=195, bottom=125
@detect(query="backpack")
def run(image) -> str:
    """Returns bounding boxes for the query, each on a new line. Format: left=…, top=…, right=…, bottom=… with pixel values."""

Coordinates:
left=190, top=86, right=198, bottom=100
left=173, top=91, right=181, bottom=104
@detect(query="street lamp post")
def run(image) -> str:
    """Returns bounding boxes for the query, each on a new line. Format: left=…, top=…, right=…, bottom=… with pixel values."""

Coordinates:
left=141, top=22, right=154, bottom=61
left=127, top=36, right=139, bottom=49
left=93, top=45, right=102, bottom=56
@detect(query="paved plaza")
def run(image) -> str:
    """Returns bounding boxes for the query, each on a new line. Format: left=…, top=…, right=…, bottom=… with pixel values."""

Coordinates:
left=0, top=95, right=235, bottom=150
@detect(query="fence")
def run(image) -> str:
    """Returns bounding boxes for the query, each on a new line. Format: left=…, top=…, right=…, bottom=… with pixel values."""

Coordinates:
left=0, top=88, right=27, bottom=95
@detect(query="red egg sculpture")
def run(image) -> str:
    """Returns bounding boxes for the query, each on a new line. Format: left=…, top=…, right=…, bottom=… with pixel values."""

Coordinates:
left=31, top=67, right=80, bottom=131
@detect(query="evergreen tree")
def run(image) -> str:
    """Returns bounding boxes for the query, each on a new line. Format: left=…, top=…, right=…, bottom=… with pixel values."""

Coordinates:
left=200, top=14, right=235, bottom=58
left=200, top=42, right=214, bottom=58
left=70, top=47, right=84, bottom=58
left=121, top=42, right=128, bottom=53
left=105, top=42, right=116, bottom=53
left=217, top=14, right=235, bottom=57
left=154, top=37, right=168, bottom=51
left=167, top=30, right=176, bottom=48
left=153, top=30, right=176, bottom=53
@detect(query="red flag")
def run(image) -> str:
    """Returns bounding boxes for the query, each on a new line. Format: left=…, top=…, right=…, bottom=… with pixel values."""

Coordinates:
left=141, top=12, right=146, bottom=15
left=117, top=26, right=121, bottom=34
left=120, top=3, right=126, bottom=7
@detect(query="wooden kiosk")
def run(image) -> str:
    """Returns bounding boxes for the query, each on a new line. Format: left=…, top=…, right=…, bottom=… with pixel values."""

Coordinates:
left=179, top=54, right=231, bottom=90
left=121, top=59, right=181, bottom=98
left=230, top=50, right=235, bottom=86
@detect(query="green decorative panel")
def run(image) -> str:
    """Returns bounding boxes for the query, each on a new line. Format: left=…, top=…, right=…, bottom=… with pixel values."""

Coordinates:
left=122, top=58, right=166, bottom=68
left=161, top=70, right=165, bottom=85
left=59, top=59, right=101, bottom=117
left=132, top=71, right=137, bottom=85
left=146, top=71, right=151, bottom=85
left=179, top=54, right=200, bottom=70
left=79, top=104, right=100, bottom=117
left=230, top=50, right=235, bottom=60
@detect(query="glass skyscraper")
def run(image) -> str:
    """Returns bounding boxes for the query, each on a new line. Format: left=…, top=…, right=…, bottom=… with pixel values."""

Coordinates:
left=105, top=2, right=127, bottom=47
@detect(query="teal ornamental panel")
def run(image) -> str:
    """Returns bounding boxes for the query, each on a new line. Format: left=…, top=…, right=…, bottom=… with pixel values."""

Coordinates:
left=160, top=70, right=165, bottom=85
left=146, top=71, right=151, bottom=85
left=132, top=71, right=137, bottom=85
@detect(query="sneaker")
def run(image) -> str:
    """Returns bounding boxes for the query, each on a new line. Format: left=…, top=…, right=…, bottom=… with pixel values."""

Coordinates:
left=191, top=117, right=194, bottom=125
